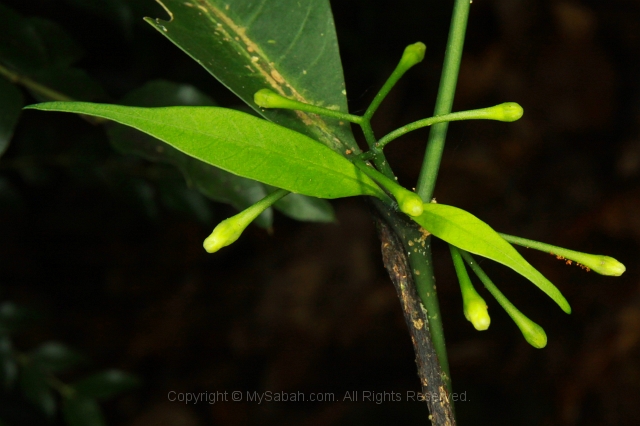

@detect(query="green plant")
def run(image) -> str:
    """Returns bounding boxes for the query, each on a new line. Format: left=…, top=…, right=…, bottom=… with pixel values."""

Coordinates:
left=1, top=0, right=627, bottom=424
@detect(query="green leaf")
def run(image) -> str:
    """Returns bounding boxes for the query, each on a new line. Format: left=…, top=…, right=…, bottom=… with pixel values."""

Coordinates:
left=411, top=203, right=571, bottom=313
left=145, top=0, right=358, bottom=154
left=72, top=370, right=140, bottom=401
left=274, top=193, right=335, bottom=223
left=0, top=77, right=23, bottom=157
left=108, top=80, right=272, bottom=227
left=26, top=102, right=385, bottom=200
left=19, top=363, right=56, bottom=417
left=30, top=342, right=85, bottom=374
left=62, top=396, right=106, bottom=426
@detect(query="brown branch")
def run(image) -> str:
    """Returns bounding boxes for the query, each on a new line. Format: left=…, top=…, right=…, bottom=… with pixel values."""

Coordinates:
left=373, top=210, right=455, bottom=426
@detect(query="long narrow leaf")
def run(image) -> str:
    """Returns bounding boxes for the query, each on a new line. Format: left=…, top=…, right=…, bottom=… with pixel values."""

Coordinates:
left=25, top=102, right=385, bottom=200
left=412, top=203, right=571, bottom=313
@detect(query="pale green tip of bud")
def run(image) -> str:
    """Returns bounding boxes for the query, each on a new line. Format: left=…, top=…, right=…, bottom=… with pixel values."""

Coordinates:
left=400, top=42, right=426, bottom=68
left=590, top=256, right=626, bottom=276
left=490, top=102, right=524, bottom=122
left=515, top=315, right=547, bottom=349
left=254, top=89, right=284, bottom=109
left=396, top=192, right=424, bottom=217
left=464, top=299, right=491, bottom=331
left=203, top=217, right=245, bottom=253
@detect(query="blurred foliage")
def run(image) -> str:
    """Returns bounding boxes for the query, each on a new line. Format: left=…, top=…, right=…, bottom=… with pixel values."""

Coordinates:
left=0, top=301, right=139, bottom=426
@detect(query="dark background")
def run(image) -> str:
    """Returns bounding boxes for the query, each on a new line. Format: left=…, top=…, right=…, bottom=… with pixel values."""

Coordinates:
left=1, top=0, right=640, bottom=425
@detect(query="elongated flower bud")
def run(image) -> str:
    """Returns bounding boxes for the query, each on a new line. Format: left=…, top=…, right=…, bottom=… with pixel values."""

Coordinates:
left=450, top=245, right=490, bottom=331
left=254, top=89, right=293, bottom=109
left=465, top=299, right=491, bottom=331
left=460, top=249, right=547, bottom=348
left=593, top=256, right=626, bottom=276
left=203, top=189, right=289, bottom=253
left=203, top=215, right=248, bottom=253
left=511, top=310, right=548, bottom=349
left=254, top=89, right=362, bottom=124
left=377, top=102, right=525, bottom=149
left=485, top=102, right=523, bottom=122
left=399, top=42, right=426, bottom=71
left=499, top=233, right=626, bottom=276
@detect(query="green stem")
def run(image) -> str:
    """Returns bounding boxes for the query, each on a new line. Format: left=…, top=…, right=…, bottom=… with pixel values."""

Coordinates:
left=499, top=233, right=626, bottom=276
left=395, top=0, right=471, bottom=404
left=407, top=235, right=452, bottom=395
left=415, top=0, right=471, bottom=201
left=381, top=209, right=452, bottom=397
left=254, top=89, right=363, bottom=124
left=459, top=249, right=548, bottom=349
left=377, top=102, right=522, bottom=149
left=255, top=88, right=395, bottom=178
left=0, top=62, right=74, bottom=102
left=363, top=42, right=426, bottom=121
left=360, top=121, right=395, bottom=179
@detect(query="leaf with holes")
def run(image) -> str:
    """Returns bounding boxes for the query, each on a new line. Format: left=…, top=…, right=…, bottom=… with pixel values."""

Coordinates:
left=25, top=102, right=386, bottom=199
left=145, top=0, right=357, bottom=154
left=411, top=203, right=571, bottom=313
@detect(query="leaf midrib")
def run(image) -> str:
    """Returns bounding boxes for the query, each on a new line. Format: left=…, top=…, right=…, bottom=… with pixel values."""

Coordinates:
left=87, top=105, right=379, bottom=194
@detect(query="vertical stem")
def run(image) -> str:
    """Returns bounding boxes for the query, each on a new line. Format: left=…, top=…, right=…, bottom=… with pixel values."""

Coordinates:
left=403, top=0, right=472, bottom=403
left=415, top=0, right=471, bottom=201
left=373, top=206, right=456, bottom=425
left=374, top=197, right=453, bottom=397
left=361, top=121, right=395, bottom=179
left=406, top=235, right=451, bottom=390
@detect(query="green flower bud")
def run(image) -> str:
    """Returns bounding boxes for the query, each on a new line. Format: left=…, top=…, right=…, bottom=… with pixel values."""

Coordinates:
left=450, top=245, right=491, bottom=331
left=254, top=89, right=289, bottom=109
left=399, top=42, right=426, bottom=70
left=203, top=189, right=289, bottom=254
left=581, top=255, right=626, bottom=276
left=511, top=310, right=547, bottom=349
left=464, top=298, right=491, bottom=331
left=485, top=102, right=523, bottom=122
left=459, top=249, right=548, bottom=348
left=396, top=191, right=424, bottom=217
left=203, top=215, right=248, bottom=253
